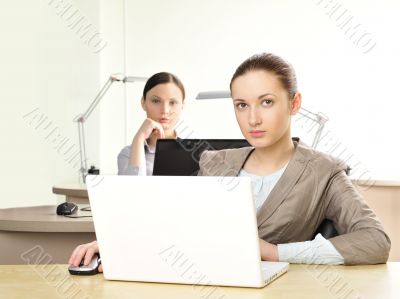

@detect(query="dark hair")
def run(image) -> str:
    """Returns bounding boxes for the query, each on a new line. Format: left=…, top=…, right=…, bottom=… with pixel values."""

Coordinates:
left=230, top=53, right=297, bottom=98
left=143, top=72, right=185, bottom=100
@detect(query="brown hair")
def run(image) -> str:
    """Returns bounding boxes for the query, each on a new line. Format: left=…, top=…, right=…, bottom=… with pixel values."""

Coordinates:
left=230, top=53, right=297, bottom=98
left=143, top=72, right=185, bottom=100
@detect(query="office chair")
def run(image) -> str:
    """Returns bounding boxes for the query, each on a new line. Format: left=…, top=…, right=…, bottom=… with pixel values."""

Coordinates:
left=312, top=166, right=351, bottom=239
left=313, top=219, right=338, bottom=239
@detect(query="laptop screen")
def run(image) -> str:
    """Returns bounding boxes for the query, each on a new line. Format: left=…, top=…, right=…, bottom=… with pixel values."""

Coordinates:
left=153, top=139, right=251, bottom=176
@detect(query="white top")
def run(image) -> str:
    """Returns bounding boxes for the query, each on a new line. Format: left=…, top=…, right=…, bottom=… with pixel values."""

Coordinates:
left=239, top=165, right=344, bottom=265
left=278, top=233, right=344, bottom=264
left=117, top=139, right=155, bottom=176
left=239, top=165, right=287, bottom=212
left=117, top=125, right=191, bottom=176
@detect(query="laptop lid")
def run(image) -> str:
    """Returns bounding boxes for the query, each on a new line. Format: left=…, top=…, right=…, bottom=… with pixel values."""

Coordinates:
left=153, top=139, right=251, bottom=176
left=87, top=175, right=265, bottom=287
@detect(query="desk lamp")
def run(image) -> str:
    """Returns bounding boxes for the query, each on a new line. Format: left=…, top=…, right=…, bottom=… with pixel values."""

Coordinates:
left=73, top=74, right=148, bottom=182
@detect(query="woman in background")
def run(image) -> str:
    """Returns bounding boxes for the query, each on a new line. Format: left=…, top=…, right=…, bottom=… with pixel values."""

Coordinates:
left=69, top=72, right=185, bottom=271
left=118, top=71, right=185, bottom=176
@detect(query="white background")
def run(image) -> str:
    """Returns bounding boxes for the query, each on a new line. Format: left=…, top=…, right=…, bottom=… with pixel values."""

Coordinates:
left=121, top=0, right=400, bottom=183
left=0, top=0, right=100, bottom=208
left=1, top=0, right=399, bottom=208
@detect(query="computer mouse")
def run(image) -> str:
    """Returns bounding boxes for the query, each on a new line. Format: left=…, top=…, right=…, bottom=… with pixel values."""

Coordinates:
left=56, top=202, right=78, bottom=215
left=68, top=255, right=101, bottom=275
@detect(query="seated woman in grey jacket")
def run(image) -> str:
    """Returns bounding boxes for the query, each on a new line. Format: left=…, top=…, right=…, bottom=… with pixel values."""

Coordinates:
left=68, top=72, right=185, bottom=271
left=198, top=52, right=390, bottom=265
left=118, top=71, right=185, bottom=176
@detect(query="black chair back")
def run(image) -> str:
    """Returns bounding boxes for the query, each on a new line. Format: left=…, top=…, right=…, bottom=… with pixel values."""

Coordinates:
left=313, top=219, right=338, bottom=239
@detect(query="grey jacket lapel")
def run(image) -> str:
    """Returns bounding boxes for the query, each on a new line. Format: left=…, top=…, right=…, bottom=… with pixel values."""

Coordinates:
left=256, top=140, right=310, bottom=227
left=222, top=147, right=254, bottom=176
left=203, top=139, right=310, bottom=228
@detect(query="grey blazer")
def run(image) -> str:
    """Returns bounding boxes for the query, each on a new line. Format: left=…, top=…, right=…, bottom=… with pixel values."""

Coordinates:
left=198, top=138, right=391, bottom=265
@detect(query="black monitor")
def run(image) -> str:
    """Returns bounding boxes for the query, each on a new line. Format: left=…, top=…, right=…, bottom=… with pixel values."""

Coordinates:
left=153, top=139, right=251, bottom=176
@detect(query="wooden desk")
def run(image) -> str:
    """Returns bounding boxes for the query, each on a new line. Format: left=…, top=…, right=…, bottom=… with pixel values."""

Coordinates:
left=0, top=263, right=399, bottom=299
left=53, top=181, right=400, bottom=261
left=52, top=184, right=88, bottom=204
left=0, top=205, right=95, bottom=265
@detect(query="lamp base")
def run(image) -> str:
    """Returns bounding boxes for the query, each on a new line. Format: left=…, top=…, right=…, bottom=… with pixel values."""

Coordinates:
left=88, top=165, right=100, bottom=175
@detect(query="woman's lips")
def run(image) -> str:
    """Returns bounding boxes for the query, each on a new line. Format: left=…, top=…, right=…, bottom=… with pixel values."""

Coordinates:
left=159, top=118, right=169, bottom=124
left=249, top=130, right=266, bottom=138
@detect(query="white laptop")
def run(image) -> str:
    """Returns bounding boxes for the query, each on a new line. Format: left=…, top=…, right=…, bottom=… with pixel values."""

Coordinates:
left=86, top=175, right=289, bottom=288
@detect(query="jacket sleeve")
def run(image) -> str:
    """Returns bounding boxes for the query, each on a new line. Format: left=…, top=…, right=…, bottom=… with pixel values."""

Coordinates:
left=197, top=150, right=210, bottom=176
left=197, top=150, right=221, bottom=176
left=197, top=151, right=207, bottom=176
left=325, top=168, right=391, bottom=265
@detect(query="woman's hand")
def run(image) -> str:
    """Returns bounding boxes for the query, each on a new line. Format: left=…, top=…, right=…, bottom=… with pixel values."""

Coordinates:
left=259, top=239, right=279, bottom=261
left=135, top=118, right=165, bottom=141
left=68, top=240, right=103, bottom=272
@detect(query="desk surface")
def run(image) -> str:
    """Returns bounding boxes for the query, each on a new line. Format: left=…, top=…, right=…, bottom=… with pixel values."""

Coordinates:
left=0, top=205, right=94, bottom=232
left=1, top=263, right=399, bottom=299
left=53, top=180, right=400, bottom=193
left=53, top=183, right=88, bottom=198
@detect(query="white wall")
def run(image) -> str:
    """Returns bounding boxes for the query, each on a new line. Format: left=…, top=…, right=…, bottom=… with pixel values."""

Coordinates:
left=0, top=0, right=101, bottom=208
left=117, top=0, right=400, bottom=181
left=98, top=0, right=126, bottom=175
left=2, top=1, right=399, bottom=208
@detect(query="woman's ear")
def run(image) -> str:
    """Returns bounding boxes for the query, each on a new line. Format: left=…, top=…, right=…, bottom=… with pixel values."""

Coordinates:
left=290, top=92, right=302, bottom=115
left=141, top=96, right=146, bottom=111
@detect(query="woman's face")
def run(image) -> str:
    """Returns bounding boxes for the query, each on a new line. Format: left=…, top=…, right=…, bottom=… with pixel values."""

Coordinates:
left=231, top=70, right=300, bottom=149
left=141, top=82, right=184, bottom=132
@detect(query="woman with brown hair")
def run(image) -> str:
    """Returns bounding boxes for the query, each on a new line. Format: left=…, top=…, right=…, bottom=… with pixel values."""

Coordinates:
left=118, top=71, right=185, bottom=176
left=198, top=53, right=390, bottom=265
left=69, top=72, right=186, bottom=271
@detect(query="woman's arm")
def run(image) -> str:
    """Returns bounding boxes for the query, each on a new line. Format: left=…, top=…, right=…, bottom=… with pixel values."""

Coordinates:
left=117, top=145, right=143, bottom=175
left=275, top=234, right=344, bottom=264
left=117, top=118, right=165, bottom=175
left=324, top=170, right=391, bottom=265
left=127, top=134, right=147, bottom=175
left=260, top=169, right=390, bottom=265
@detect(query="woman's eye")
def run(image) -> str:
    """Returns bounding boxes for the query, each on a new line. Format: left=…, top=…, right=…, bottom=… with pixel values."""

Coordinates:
left=170, top=101, right=177, bottom=106
left=262, top=99, right=273, bottom=106
left=236, top=103, right=247, bottom=109
left=152, top=99, right=160, bottom=103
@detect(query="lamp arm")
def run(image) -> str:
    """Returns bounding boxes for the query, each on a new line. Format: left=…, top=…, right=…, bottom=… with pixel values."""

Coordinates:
left=196, top=91, right=231, bottom=99
left=72, top=74, right=149, bottom=182
left=73, top=75, right=122, bottom=183
left=312, top=123, right=326, bottom=148
left=80, top=76, right=115, bottom=122
left=123, top=76, right=148, bottom=83
left=297, top=108, right=327, bottom=123
left=77, top=121, right=87, bottom=182
left=73, top=73, right=148, bottom=183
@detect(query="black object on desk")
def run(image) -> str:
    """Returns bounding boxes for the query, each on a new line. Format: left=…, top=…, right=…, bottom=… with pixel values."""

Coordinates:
left=56, top=202, right=78, bottom=215
left=69, top=255, right=101, bottom=275
left=88, top=165, right=100, bottom=175
left=153, top=139, right=250, bottom=176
